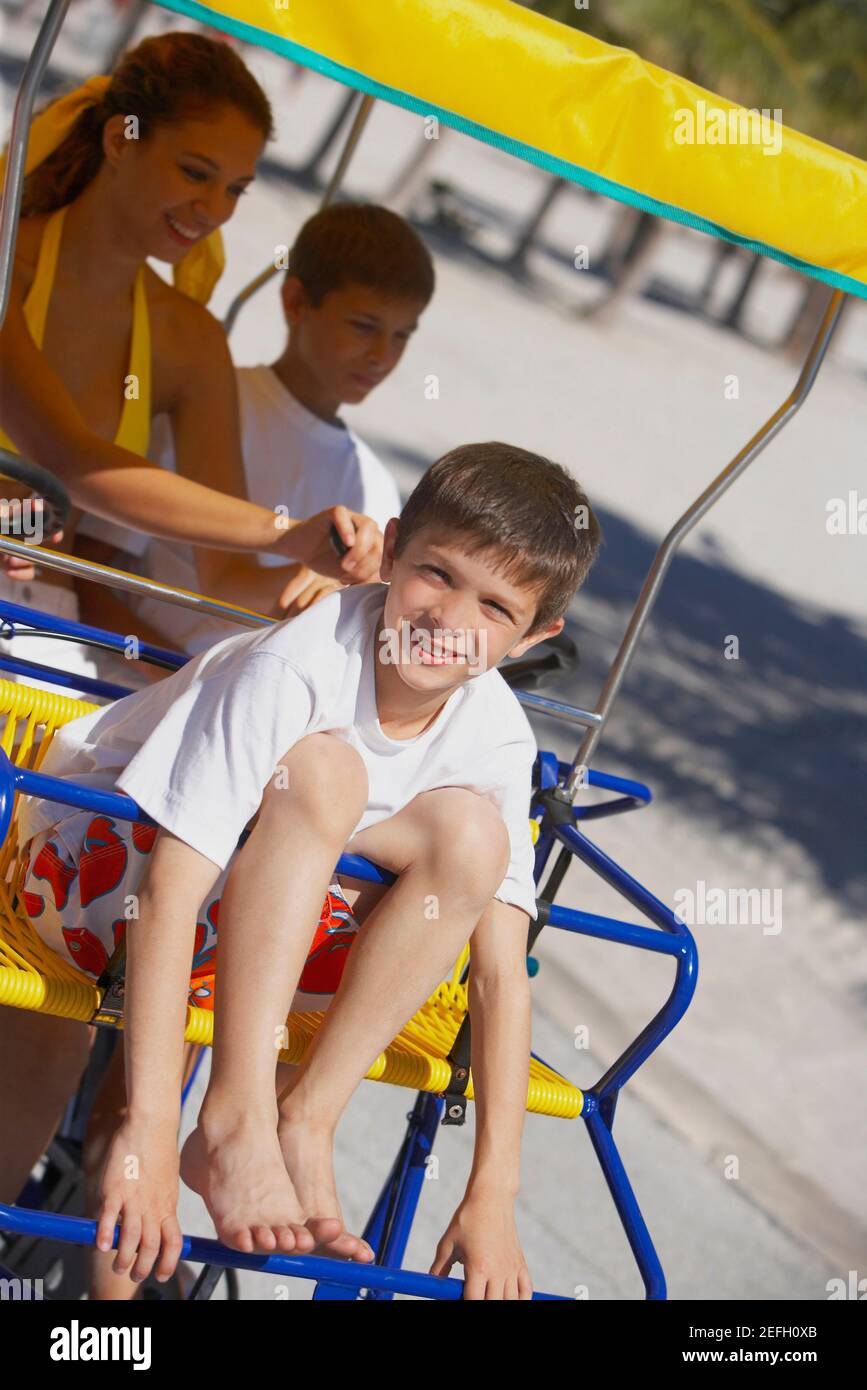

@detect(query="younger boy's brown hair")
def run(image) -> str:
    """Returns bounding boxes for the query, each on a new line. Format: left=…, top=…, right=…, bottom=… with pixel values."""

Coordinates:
left=393, top=442, right=603, bottom=634
left=287, top=202, right=435, bottom=307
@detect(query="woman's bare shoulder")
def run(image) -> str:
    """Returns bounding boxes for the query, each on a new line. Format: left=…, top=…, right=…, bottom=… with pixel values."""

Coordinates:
left=144, top=265, right=232, bottom=415
left=144, top=264, right=227, bottom=361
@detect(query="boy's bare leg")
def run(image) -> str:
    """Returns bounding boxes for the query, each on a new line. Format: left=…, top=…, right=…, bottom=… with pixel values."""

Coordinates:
left=271, top=876, right=388, bottom=1206
left=179, top=733, right=376, bottom=1262
left=0, top=1004, right=92, bottom=1203
left=276, top=787, right=511, bottom=1237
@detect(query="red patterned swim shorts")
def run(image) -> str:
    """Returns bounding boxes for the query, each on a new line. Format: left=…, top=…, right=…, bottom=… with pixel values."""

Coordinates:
left=18, top=812, right=360, bottom=1011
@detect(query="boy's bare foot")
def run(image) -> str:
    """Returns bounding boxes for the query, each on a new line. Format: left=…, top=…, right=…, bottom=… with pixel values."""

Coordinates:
left=179, top=1113, right=334, bottom=1256
left=277, top=1114, right=374, bottom=1263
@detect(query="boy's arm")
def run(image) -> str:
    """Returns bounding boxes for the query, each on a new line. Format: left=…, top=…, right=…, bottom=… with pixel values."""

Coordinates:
left=94, top=829, right=221, bottom=1277
left=122, top=830, right=221, bottom=1120
left=430, top=896, right=534, bottom=1298
left=466, top=897, right=532, bottom=1199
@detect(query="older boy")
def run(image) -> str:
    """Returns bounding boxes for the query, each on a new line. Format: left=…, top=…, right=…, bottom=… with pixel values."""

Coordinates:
left=71, top=202, right=432, bottom=657
left=15, top=443, right=602, bottom=1299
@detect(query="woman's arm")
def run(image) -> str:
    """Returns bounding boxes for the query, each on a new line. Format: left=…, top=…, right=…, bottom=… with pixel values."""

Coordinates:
left=0, top=285, right=380, bottom=581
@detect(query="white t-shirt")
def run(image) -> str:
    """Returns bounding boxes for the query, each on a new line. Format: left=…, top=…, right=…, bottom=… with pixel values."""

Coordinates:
left=76, top=364, right=403, bottom=655
left=20, top=583, right=539, bottom=921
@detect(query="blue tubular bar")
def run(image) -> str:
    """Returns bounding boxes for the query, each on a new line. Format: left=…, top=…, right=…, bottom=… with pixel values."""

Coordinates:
left=0, top=654, right=135, bottom=702
left=0, top=599, right=186, bottom=671
left=314, top=1090, right=444, bottom=1300
left=333, top=851, right=396, bottom=886
left=180, top=1045, right=208, bottom=1110
left=370, top=1092, right=442, bottom=1281
left=539, top=760, right=652, bottom=822
left=0, top=598, right=600, bottom=727
left=583, top=1109, right=667, bottom=1300
left=0, top=754, right=156, bottom=850
left=0, top=751, right=392, bottom=895
left=546, top=903, right=684, bottom=956
left=545, top=819, right=698, bottom=1103
left=0, top=1203, right=569, bottom=1299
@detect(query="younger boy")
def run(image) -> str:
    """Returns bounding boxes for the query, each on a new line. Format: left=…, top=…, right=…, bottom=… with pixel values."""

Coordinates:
left=72, top=202, right=433, bottom=658
left=16, top=443, right=602, bottom=1299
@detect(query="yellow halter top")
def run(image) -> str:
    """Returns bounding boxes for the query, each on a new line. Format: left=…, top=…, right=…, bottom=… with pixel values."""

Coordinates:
left=0, top=203, right=151, bottom=465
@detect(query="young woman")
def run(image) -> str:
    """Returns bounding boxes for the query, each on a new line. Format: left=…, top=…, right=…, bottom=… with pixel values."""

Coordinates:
left=0, top=30, right=381, bottom=666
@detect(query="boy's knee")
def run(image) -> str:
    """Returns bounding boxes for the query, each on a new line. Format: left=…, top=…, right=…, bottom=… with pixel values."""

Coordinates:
left=413, top=788, right=511, bottom=888
left=263, top=733, right=368, bottom=831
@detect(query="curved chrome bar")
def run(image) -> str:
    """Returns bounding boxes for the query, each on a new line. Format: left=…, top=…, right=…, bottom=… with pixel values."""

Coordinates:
left=0, top=538, right=271, bottom=630
left=516, top=689, right=601, bottom=729
left=566, top=286, right=847, bottom=797
left=0, top=0, right=71, bottom=330
left=0, top=543, right=601, bottom=726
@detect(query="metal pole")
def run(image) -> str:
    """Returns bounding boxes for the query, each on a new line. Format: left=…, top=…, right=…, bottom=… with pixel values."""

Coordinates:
left=565, top=286, right=847, bottom=798
left=0, top=540, right=600, bottom=727
left=293, top=88, right=357, bottom=184
left=101, top=0, right=149, bottom=74
left=0, top=538, right=270, bottom=629
left=0, top=0, right=71, bottom=332
left=223, top=93, right=376, bottom=335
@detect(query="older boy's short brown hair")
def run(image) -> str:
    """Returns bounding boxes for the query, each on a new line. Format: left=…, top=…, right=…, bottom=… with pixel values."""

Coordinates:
left=393, top=443, right=603, bottom=634
left=288, top=202, right=435, bottom=307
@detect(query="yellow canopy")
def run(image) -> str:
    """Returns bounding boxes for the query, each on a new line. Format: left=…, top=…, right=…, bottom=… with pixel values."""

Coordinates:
left=157, top=0, right=867, bottom=301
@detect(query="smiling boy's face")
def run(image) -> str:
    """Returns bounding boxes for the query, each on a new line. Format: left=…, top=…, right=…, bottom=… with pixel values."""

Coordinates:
left=280, top=279, right=425, bottom=408
left=378, top=518, right=565, bottom=694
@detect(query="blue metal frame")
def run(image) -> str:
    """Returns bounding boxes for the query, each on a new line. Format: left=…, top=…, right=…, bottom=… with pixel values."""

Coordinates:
left=0, top=598, right=186, bottom=702
left=0, top=605, right=697, bottom=1300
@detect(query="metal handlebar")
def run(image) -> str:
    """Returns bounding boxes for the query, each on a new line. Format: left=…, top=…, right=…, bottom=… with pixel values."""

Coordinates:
left=0, top=449, right=71, bottom=535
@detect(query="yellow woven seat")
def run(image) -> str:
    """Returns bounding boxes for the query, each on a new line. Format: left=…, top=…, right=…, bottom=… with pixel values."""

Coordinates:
left=0, top=679, right=584, bottom=1121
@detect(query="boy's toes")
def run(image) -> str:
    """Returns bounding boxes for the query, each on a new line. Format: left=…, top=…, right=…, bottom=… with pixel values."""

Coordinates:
left=304, top=1214, right=343, bottom=1246
left=315, top=1229, right=375, bottom=1263
left=221, top=1224, right=255, bottom=1255
left=273, top=1225, right=299, bottom=1253
left=288, top=1223, right=314, bottom=1253
left=251, top=1225, right=278, bottom=1252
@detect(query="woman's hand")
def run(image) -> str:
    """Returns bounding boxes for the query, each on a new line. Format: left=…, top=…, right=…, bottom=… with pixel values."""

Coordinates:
left=94, top=1116, right=184, bottom=1285
left=430, top=1192, right=533, bottom=1300
left=279, top=506, right=383, bottom=584
left=0, top=496, right=63, bottom=581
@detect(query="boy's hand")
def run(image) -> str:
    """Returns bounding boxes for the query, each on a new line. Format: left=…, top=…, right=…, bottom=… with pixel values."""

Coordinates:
left=274, top=562, right=344, bottom=618
left=279, top=505, right=383, bottom=585
left=430, top=1191, right=533, bottom=1300
left=95, top=1117, right=184, bottom=1285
